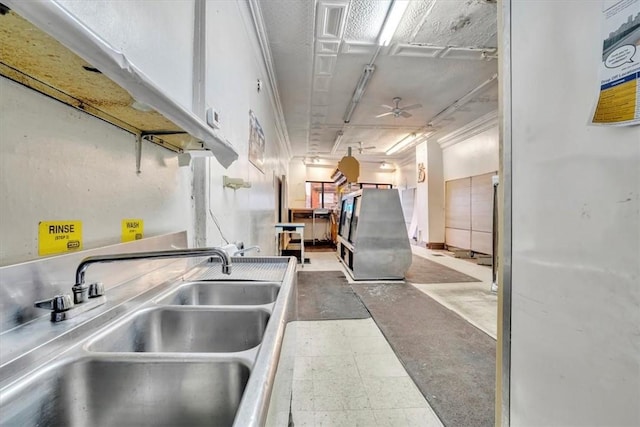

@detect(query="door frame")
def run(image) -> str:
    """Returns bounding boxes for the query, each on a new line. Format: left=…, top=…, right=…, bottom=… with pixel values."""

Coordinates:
left=497, top=0, right=513, bottom=425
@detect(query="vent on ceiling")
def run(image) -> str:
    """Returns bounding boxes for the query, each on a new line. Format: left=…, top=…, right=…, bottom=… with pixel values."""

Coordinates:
left=317, top=2, right=348, bottom=40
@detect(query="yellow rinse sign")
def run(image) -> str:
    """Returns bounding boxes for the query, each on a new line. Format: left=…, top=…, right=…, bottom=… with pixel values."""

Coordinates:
left=122, top=219, right=144, bottom=242
left=38, top=220, right=83, bottom=256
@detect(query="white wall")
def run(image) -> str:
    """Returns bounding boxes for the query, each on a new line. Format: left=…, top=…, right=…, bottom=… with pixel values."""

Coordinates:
left=0, top=77, right=192, bottom=266
left=394, top=152, right=417, bottom=190
left=509, top=1, right=640, bottom=425
left=415, top=142, right=428, bottom=243
left=0, top=1, right=289, bottom=264
left=414, top=141, right=445, bottom=245
left=202, top=1, right=286, bottom=253
left=288, top=159, right=396, bottom=209
left=426, top=140, right=445, bottom=243
left=442, top=125, right=499, bottom=182
left=289, top=160, right=307, bottom=209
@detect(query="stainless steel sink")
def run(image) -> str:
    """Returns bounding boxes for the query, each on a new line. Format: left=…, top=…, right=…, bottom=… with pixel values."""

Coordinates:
left=0, top=356, right=250, bottom=427
left=87, top=307, right=270, bottom=353
left=155, top=281, right=280, bottom=306
left=0, top=255, right=298, bottom=427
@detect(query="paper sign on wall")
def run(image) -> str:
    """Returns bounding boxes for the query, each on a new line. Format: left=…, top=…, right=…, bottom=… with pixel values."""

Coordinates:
left=38, top=220, right=83, bottom=256
left=122, top=219, right=143, bottom=242
left=591, top=0, right=640, bottom=125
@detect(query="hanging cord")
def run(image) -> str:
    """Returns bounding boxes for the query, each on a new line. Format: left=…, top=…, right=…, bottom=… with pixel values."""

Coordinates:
left=207, top=157, right=230, bottom=244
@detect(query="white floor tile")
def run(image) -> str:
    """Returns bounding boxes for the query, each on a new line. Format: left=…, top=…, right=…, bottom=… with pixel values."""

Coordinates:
left=313, top=377, right=371, bottom=411
left=314, top=410, right=377, bottom=427
left=362, top=376, right=429, bottom=410
left=404, top=407, right=443, bottom=426
left=292, top=411, right=316, bottom=427
left=310, top=355, right=360, bottom=380
left=294, top=357, right=315, bottom=380
left=348, top=335, right=395, bottom=355
left=373, top=408, right=444, bottom=427
left=355, top=353, right=408, bottom=378
left=341, top=319, right=384, bottom=338
left=292, top=380, right=314, bottom=411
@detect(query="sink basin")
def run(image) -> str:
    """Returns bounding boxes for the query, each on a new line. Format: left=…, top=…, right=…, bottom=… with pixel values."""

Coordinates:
left=0, top=356, right=250, bottom=427
left=88, top=307, right=270, bottom=353
left=156, top=281, right=280, bottom=306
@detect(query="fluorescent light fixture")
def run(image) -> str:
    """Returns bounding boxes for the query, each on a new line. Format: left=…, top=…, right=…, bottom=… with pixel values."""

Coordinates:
left=428, top=73, right=498, bottom=127
left=385, top=133, right=417, bottom=155
left=386, top=131, right=435, bottom=155
left=378, top=0, right=410, bottom=47
left=343, top=65, right=376, bottom=123
left=330, top=130, right=344, bottom=154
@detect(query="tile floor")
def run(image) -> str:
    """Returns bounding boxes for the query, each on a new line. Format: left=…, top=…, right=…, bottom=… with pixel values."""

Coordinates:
left=290, top=319, right=442, bottom=427
left=287, top=247, right=497, bottom=426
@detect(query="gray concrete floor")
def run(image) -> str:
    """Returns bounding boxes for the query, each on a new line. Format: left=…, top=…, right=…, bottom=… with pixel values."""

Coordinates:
left=280, top=249, right=498, bottom=426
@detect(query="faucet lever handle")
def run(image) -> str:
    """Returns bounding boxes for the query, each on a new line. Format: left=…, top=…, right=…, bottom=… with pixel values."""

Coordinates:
left=88, top=282, right=104, bottom=298
left=34, top=294, right=74, bottom=312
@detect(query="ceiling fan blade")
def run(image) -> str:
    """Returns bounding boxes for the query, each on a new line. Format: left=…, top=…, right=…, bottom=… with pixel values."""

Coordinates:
left=376, top=112, right=394, bottom=118
left=401, top=103, right=422, bottom=111
left=380, top=104, right=394, bottom=110
left=400, top=111, right=413, bottom=118
left=365, top=146, right=376, bottom=150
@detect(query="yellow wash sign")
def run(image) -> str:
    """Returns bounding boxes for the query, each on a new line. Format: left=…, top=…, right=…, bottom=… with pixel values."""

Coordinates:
left=38, top=220, right=83, bottom=256
left=122, top=219, right=143, bottom=242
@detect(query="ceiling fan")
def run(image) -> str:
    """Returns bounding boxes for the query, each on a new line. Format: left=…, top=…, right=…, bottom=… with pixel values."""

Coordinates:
left=349, top=141, right=376, bottom=154
left=376, top=97, right=422, bottom=119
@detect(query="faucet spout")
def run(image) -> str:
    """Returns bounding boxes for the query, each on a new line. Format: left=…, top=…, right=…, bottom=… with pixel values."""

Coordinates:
left=73, top=247, right=232, bottom=303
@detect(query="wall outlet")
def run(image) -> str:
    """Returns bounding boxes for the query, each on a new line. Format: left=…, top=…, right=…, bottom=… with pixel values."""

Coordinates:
left=206, top=107, right=220, bottom=129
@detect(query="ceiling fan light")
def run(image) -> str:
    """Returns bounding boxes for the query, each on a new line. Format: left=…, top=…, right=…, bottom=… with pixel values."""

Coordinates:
left=378, top=0, right=410, bottom=47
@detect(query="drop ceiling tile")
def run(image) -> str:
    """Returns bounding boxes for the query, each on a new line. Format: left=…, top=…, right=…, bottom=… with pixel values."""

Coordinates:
left=343, top=0, right=391, bottom=43
left=411, top=0, right=497, bottom=48
left=261, top=0, right=313, bottom=46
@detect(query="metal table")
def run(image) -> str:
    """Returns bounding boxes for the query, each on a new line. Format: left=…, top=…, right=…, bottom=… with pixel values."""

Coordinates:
left=275, top=223, right=305, bottom=266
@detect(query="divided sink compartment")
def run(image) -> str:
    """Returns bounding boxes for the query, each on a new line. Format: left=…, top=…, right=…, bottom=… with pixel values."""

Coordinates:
left=87, top=306, right=270, bottom=353
left=0, top=275, right=291, bottom=427
left=155, top=281, right=281, bottom=306
left=0, top=356, right=250, bottom=426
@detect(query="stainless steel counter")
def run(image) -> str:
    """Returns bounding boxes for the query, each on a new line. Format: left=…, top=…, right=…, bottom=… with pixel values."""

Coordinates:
left=0, top=234, right=297, bottom=426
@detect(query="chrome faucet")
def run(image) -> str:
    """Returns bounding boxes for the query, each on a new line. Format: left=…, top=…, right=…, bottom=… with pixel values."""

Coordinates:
left=233, top=245, right=261, bottom=256
left=35, top=247, right=232, bottom=322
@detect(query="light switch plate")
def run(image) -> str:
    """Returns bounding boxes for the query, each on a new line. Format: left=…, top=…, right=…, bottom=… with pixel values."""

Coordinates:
left=206, top=107, right=220, bottom=129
